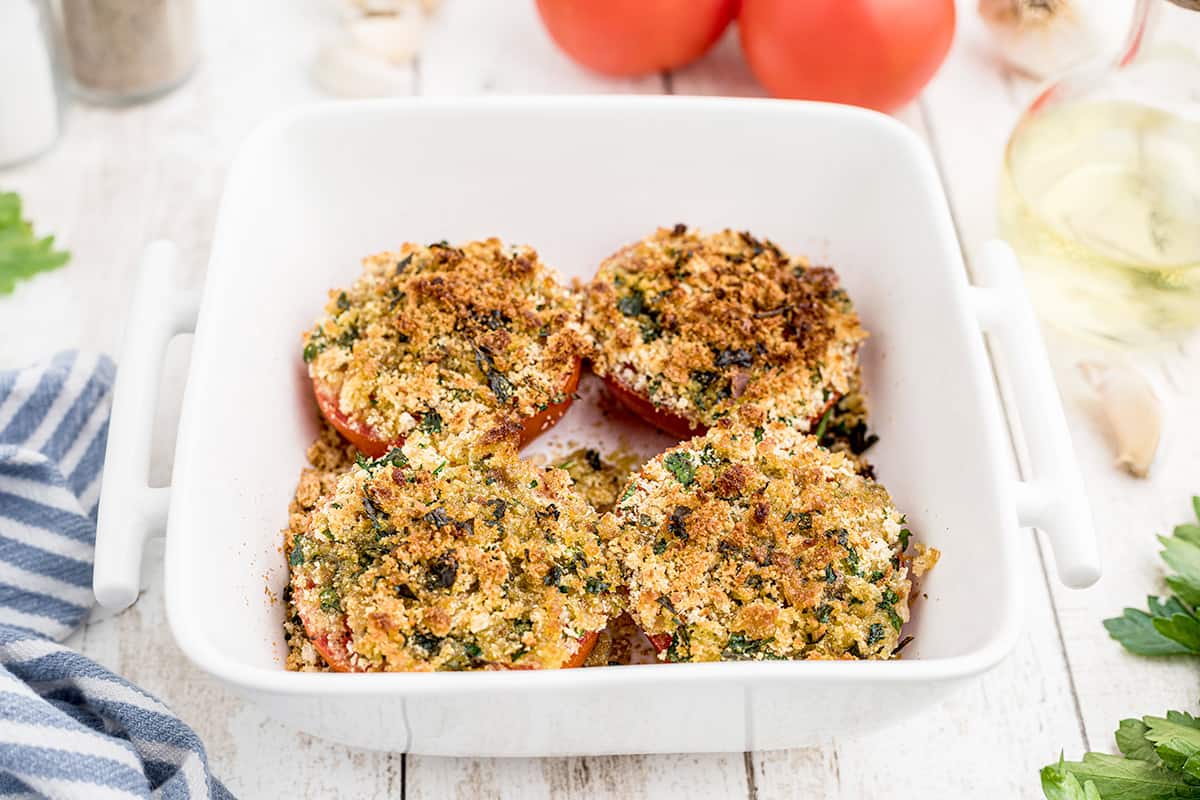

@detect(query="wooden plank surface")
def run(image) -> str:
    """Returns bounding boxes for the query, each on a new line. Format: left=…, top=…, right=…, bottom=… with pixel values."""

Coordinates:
left=1, top=0, right=1195, bottom=797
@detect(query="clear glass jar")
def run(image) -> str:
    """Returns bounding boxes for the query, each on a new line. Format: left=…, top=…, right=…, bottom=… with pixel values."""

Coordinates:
left=61, top=0, right=198, bottom=105
left=999, top=0, right=1200, bottom=347
left=0, top=0, right=66, bottom=168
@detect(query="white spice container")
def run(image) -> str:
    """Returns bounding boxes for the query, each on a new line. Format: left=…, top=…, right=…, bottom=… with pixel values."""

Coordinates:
left=61, top=0, right=198, bottom=105
left=0, top=0, right=64, bottom=167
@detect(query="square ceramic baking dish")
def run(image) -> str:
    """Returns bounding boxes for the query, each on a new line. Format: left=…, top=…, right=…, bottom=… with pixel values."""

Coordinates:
left=92, top=97, right=1100, bottom=757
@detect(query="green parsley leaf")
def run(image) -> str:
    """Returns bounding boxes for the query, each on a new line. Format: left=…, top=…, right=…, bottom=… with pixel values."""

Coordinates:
left=663, top=451, right=696, bottom=487
left=1103, top=606, right=1196, bottom=656
left=1040, top=757, right=1103, bottom=800
left=1104, top=499, right=1200, bottom=658
left=1117, top=718, right=1163, bottom=764
left=1044, top=751, right=1195, bottom=799
left=418, top=408, right=443, bottom=434
left=1144, top=711, right=1200, bottom=773
left=0, top=192, right=70, bottom=295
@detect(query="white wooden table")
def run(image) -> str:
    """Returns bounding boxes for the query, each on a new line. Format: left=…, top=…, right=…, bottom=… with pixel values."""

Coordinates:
left=3, top=1, right=1197, bottom=797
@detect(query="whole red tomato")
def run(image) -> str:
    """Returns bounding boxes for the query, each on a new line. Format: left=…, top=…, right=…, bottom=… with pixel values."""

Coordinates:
left=738, top=0, right=955, bottom=112
left=535, top=0, right=739, bottom=77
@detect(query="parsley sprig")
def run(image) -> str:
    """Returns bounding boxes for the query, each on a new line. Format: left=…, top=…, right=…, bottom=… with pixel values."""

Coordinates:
left=1042, top=713, right=1200, bottom=799
left=1041, top=497, right=1200, bottom=798
left=1103, top=497, right=1200, bottom=656
left=0, top=192, right=70, bottom=294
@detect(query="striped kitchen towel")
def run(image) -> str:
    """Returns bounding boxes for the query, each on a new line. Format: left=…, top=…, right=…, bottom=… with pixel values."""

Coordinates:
left=0, top=353, right=232, bottom=799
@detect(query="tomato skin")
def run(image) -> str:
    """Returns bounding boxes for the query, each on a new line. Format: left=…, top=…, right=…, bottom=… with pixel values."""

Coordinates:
left=518, top=357, right=581, bottom=448
left=312, top=358, right=582, bottom=456
left=607, top=375, right=842, bottom=442
left=313, top=385, right=397, bottom=458
left=646, top=631, right=674, bottom=657
left=738, top=0, right=955, bottom=112
left=535, top=0, right=738, bottom=77
left=603, top=376, right=705, bottom=441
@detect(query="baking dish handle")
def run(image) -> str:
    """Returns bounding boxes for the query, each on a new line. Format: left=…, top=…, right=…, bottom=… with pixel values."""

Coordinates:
left=93, top=242, right=199, bottom=610
left=970, top=240, right=1101, bottom=589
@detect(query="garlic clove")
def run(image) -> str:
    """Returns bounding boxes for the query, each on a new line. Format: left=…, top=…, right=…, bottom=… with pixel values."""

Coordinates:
left=1078, top=360, right=1163, bottom=478
left=346, top=13, right=425, bottom=65
left=312, top=38, right=414, bottom=98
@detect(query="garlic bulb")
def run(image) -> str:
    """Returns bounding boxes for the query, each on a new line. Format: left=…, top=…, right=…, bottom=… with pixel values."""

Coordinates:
left=312, top=0, right=441, bottom=98
left=1078, top=361, right=1163, bottom=479
left=978, top=0, right=1131, bottom=79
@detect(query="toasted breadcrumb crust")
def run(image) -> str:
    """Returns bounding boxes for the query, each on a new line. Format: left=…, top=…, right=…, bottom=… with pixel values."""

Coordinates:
left=289, top=432, right=620, bottom=671
left=284, top=423, right=356, bottom=672
left=552, top=446, right=642, bottom=515
left=584, top=226, right=866, bottom=431
left=304, top=239, right=588, bottom=444
left=603, top=421, right=913, bottom=662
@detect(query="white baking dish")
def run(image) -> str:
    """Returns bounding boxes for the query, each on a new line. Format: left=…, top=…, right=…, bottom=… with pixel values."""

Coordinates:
left=93, top=97, right=1100, bottom=756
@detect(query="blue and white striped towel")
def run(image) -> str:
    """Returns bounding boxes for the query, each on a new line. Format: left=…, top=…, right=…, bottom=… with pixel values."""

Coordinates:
left=0, top=353, right=232, bottom=799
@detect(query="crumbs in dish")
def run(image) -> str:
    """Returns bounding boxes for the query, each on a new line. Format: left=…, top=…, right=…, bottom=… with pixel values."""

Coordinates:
left=287, top=431, right=620, bottom=672
left=284, top=226, right=934, bottom=672
left=603, top=418, right=921, bottom=662
left=303, top=239, right=588, bottom=456
left=584, top=226, right=865, bottom=437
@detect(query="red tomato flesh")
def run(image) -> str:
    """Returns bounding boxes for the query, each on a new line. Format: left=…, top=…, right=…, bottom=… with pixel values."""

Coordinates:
left=603, top=376, right=704, bottom=441
left=604, top=375, right=841, bottom=442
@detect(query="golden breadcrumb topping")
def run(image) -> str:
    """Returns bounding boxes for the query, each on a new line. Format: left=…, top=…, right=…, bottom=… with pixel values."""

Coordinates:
left=289, top=432, right=620, bottom=671
left=603, top=420, right=913, bottom=662
left=552, top=446, right=642, bottom=515
left=284, top=423, right=356, bottom=672
left=304, top=239, right=588, bottom=443
left=584, top=226, right=866, bottom=431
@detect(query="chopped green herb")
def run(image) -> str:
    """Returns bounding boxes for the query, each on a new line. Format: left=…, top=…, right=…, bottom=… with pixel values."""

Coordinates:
left=723, top=632, right=769, bottom=660
left=411, top=631, right=443, bottom=655
left=288, top=542, right=304, bottom=566
left=379, top=448, right=408, bottom=468
left=866, top=623, right=885, bottom=646
left=418, top=408, right=443, bottom=434
left=425, top=553, right=458, bottom=589
left=319, top=587, right=340, bottom=612
left=753, top=426, right=764, bottom=443
left=663, top=451, right=696, bottom=487
left=668, top=506, right=692, bottom=539
left=813, top=407, right=834, bottom=442
left=336, top=291, right=350, bottom=311
left=843, top=544, right=862, bottom=576
left=585, top=577, right=609, bottom=594
left=653, top=538, right=668, bottom=555
left=617, top=290, right=645, bottom=317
